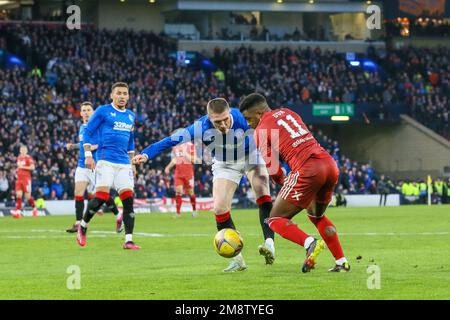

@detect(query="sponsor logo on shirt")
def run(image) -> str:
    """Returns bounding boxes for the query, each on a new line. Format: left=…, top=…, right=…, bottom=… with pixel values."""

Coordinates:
left=113, top=121, right=133, bottom=132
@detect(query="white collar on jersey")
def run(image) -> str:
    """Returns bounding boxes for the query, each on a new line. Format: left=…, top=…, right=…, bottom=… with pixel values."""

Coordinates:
left=229, top=113, right=234, bottom=129
left=111, top=103, right=127, bottom=113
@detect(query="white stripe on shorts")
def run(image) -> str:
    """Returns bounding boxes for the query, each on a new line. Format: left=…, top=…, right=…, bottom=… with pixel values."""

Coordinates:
left=280, top=172, right=299, bottom=200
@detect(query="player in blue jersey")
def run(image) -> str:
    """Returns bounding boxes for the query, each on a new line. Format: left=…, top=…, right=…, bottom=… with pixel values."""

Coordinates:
left=133, top=98, right=275, bottom=271
left=65, top=102, right=124, bottom=234
left=76, top=83, right=139, bottom=250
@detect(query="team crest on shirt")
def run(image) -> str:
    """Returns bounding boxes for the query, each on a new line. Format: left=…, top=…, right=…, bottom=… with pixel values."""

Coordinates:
left=110, top=112, right=116, bottom=117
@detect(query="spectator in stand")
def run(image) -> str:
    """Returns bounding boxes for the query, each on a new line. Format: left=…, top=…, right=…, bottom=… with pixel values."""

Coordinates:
left=0, top=171, right=9, bottom=203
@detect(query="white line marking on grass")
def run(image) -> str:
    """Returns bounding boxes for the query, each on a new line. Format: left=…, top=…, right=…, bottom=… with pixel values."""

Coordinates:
left=1, top=235, right=110, bottom=239
left=0, top=229, right=449, bottom=238
left=340, top=232, right=450, bottom=236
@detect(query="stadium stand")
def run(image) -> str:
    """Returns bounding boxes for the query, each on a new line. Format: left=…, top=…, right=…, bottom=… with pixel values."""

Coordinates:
left=0, top=23, right=448, bottom=204
left=386, top=18, right=450, bottom=38
left=380, top=47, right=449, bottom=140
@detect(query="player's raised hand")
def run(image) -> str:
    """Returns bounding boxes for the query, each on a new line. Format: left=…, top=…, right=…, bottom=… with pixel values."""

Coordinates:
left=85, top=156, right=95, bottom=170
left=132, top=154, right=148, bottom=164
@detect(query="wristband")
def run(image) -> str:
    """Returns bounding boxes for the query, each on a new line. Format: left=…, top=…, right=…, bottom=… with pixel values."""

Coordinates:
left=85, top=151, right=93, bottom=158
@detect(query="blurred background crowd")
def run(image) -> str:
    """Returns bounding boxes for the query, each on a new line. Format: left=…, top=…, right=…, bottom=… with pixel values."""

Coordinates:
left=0, top=24, right=449, bottom=205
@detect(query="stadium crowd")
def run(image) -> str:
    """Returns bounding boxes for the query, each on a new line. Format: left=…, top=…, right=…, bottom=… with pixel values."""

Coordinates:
left=0, top=24, right=448, bottom=204
left=379, top=46, right=449, bottom=140
left=208, top=25, right=328, bottom=42
left=386, top=18, right=450, bottom=38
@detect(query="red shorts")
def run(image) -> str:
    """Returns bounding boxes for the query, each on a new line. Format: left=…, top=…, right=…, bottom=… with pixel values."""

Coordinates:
left=174, top=176, right=194, bottom=191
left=279, top=154, right=339, bottom=209
left=16, top=179, right=32, bottom=194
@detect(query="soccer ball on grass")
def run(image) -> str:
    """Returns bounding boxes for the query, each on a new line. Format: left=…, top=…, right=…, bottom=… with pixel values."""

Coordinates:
left=213, top=228, right=244, bottom=258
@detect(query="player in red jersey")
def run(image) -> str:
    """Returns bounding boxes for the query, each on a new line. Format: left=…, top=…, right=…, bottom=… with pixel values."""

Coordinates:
left=11, top=145, right=38, bottom=218
left=164, top=135, right=197, bottom=218
left=240, top=93, right=349, bottom=273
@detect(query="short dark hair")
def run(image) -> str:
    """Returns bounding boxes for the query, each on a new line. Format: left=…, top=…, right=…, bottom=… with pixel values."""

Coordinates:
left=80, top=101, right=93, bottom=108
left=207, top=98, right=229, bottom=114
left=111, top=82, right=129, bottom=92
left=239, top=93, right=267, bottom=112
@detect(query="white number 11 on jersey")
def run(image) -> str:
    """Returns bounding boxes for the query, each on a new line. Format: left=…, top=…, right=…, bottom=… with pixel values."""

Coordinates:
left=277, top=114, right=309, bottom=139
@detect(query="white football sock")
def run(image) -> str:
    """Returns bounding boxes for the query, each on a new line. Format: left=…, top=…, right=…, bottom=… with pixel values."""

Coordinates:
left=265, top=238, right=275, bottom=251
left=304, top=237, right=315, bottom=250
left=336, top=257, right=348, bottom=266
left=125, top=234, right=133, bottom=243
left=234, top=253, right=245, bottom=264
left=80, top=220, right=87, bottom=228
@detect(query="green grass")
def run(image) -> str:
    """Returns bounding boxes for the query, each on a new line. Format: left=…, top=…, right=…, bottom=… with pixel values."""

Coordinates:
left=0, top=205, right=449, bottom=300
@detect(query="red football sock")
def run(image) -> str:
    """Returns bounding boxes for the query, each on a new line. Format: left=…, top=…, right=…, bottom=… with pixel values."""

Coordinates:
left=268, top=217, right=309, bottom=247
left=175, top=194, right=182, bottom=215
left=190, top=194, right=196, bottom=211
left=28, top=197, right=35, bottom=208
left=16, top=198, right=22, bottom=210
left=309, top=215, right=344, bottom=260
left=215, top=211, right=236, bottom=230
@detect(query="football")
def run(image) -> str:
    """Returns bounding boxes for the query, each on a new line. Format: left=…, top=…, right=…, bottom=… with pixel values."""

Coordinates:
left=213, top=228, right=244, bottom=258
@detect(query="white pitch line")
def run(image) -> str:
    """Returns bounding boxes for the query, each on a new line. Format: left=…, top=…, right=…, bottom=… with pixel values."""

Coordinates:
left=0, top=229, right=448, bottom=239
left=339, top=232, right=450, bottom=236
left=1, top=235, right=110, bottom=239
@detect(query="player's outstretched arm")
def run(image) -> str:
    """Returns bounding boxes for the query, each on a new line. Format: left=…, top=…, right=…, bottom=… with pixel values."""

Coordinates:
left=140, top=124, right=196, bottom=162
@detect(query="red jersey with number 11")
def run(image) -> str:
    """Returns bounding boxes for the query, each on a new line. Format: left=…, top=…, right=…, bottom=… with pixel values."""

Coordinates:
left=254, top=108, right=326, bottom=178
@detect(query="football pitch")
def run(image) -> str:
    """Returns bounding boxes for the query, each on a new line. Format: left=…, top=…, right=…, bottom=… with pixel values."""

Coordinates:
left=0, top=205, right=449, bottom=300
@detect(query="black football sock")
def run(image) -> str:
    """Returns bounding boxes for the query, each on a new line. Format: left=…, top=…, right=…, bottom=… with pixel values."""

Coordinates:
left=83, top=194, right=108, bottom=223
left=122, top=195, right=135, bottom=236
left=259, top=201, right=275, bottom=241
left=75, top=196, right=85, bottom=222
left=106, top=196, right=119, bottom=216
